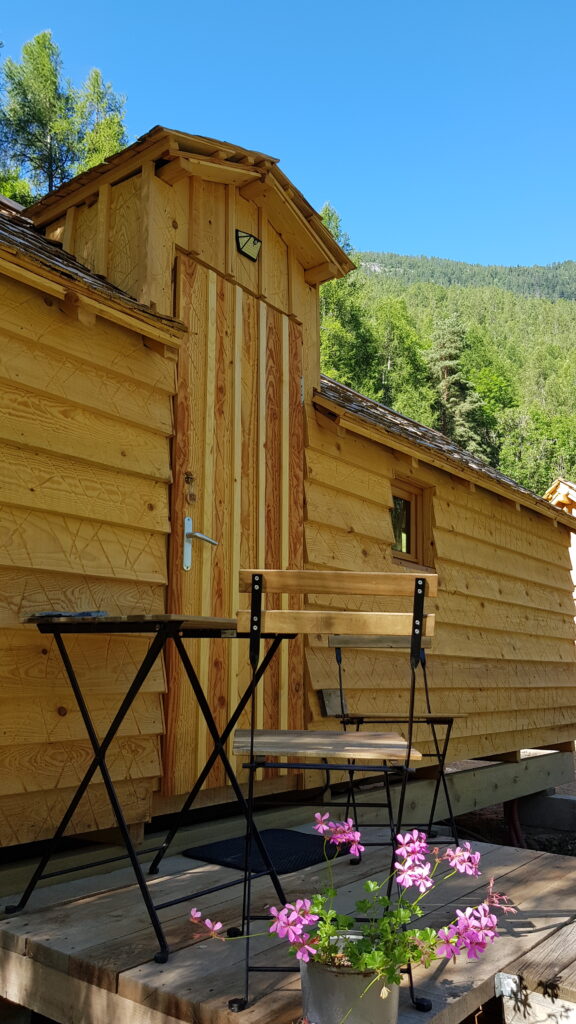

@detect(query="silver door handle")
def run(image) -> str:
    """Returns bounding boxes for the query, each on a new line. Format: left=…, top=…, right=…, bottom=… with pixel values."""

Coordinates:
left=183, top=516, right=218, bottom=571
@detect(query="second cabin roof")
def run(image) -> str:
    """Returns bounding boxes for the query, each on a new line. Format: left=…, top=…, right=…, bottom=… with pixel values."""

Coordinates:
left=316, top=375, right=576, bottom=530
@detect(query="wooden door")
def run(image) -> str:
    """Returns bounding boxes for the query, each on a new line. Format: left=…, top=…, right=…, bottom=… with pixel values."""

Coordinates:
left=162, top=254, right=305, bottom=798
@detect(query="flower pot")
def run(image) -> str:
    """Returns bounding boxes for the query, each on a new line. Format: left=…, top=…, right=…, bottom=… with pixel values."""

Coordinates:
left=300, top=958, right=399, bottom=1024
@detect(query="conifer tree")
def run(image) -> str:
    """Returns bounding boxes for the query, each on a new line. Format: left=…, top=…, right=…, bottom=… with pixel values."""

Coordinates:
left=428, top=313, right=496, bottom=461
left=0, top=31, right=127, bottom=200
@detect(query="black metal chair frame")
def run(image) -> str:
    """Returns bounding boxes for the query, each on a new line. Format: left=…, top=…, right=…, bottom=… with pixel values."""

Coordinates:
left=232, top=574, right=459, bottom=1013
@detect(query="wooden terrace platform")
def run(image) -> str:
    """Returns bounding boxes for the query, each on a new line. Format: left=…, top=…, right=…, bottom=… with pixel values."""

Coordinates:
left=1, top=818, right=576, bottom=1024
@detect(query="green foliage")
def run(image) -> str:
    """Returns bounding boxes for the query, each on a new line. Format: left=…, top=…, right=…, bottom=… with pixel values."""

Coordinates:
left=320, top=204, right=382, bottom=398
left=320, top=229, right=576, bottom=494
left=320, top=202, right=352, bottom=255
left=361, top=252, right=576, bottom=302
left=499, top=407, right=576, bottom=495
left=307, top=884, right=446, bottom=987
left=0, top=32, right=127, bottom=199
left=370, top=296, right=436, bottom=424
left=73, top=68, right=127, bottom=174
left=0, top=31, right=76, bottom=195
left=427, top=313, right=497, bottom=462
left=0, top=164, right=33, bottom=205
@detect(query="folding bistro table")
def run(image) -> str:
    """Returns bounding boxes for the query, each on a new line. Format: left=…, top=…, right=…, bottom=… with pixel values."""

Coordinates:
left=5, top=612, right=294, bottom=963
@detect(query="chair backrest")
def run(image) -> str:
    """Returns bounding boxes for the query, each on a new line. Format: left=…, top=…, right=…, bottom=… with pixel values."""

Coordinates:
left=238, top=570, right=437, bottom=634
left=237, top=570, right=437, bottom=670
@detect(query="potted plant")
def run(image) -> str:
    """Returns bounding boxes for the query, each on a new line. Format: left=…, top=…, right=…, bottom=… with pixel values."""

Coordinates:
left=189, top=816, right=513, bottom=1024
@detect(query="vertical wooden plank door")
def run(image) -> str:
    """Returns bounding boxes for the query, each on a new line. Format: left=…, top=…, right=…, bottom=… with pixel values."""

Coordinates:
left=163, top=255, right=305, bottom=800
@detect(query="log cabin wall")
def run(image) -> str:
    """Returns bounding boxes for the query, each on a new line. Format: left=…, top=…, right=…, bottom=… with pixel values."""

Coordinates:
left=305, top=405, right=576, bottom=760
left=0, top=255, right=179, bottom=845
left=30, top=130, right=353, bottom=806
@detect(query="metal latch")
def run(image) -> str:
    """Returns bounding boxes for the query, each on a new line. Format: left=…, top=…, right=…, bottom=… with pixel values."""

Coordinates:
left=183, top=516, right=218, bottom=571
left=495, top=973, right=521, bottom=999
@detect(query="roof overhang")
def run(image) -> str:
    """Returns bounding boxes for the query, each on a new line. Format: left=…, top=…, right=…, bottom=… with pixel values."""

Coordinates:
left=0, top=234, right=185, bottom=348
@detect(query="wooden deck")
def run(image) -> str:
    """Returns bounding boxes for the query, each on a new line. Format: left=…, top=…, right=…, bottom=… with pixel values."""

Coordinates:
left=1, top=821, right=576, bottom=1024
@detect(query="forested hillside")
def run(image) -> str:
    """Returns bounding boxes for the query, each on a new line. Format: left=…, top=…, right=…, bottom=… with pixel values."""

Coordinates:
left=320, top=211, right=576, bottom=495
left=360, top=253, right=576, bottom=302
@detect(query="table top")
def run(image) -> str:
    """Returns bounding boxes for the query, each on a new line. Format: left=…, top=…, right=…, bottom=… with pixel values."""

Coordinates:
left=25, top=612, right=296, bottom=639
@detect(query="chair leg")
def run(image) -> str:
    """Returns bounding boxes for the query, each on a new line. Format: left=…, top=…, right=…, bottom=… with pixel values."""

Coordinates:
left=405, top=962, right=432, bottom=1012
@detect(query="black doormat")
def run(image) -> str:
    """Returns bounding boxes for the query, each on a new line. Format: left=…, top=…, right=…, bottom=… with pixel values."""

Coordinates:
left=181, top=828, right=340, bottom=874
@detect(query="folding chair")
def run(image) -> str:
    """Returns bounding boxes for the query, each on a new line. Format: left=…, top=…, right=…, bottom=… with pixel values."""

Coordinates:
left=229, top=569, right=439, bottom=1011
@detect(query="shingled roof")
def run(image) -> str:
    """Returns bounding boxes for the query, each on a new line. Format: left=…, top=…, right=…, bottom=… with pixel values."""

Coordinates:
left=316, top=375, right=574, bottom=528
left=0, top=199, right=184, bottom=340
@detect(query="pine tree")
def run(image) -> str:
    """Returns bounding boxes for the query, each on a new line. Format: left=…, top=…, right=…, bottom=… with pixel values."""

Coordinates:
left=428, top=313, right=496, bottom=461
left=0, top=31, right=127, bottom=200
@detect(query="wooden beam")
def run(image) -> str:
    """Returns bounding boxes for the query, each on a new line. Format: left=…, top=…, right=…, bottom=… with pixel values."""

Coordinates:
left=0, top=249, right=183, bottom=347
left=225, top=185, right=236, bottom=279
left=256, top=300, right=267, bottom=729
left=77, top=295, right=183, bottom=347
left=239, top=176, right=273, bottom=205
left=156, top=154, right=260, bottom=187
left=0, top=255, right=66, bottom=299
left=94, top=183, right=111, bottom=277
left=28, top=139, right=173, bottom=226
left=304, top=261, right=339, bottom=285
left=62, top=205, right=77, bottom=253
left=139, top=161, right=154, bottom=307
left=280, top=315, right=290, bottom=735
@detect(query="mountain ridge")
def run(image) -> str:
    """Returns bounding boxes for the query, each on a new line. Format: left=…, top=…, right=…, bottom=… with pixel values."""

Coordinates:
left=357, top=252, right=576, bottom=302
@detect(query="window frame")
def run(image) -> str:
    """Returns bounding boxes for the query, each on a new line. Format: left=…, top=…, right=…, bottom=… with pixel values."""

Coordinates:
left=390, top=478, right=434, bottom=569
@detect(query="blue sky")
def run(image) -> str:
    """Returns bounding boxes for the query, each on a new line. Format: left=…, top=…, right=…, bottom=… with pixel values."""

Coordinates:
left=2, top=0, right=575, bottom=265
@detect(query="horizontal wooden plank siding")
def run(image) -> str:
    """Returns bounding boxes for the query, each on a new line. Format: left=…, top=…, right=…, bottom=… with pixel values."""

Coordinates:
left=0, top=441, right=170, bottom=532
left=0, top=778, right=156, bottom=846
left=0, top=631, right=166, bottom=693
left=305, top=409, right=576, bottom=759
left=0, top=277, right=175, bottom=392
left=0, top=266, right=176, bottom=844
left=0, top=736, right=161, bottom=796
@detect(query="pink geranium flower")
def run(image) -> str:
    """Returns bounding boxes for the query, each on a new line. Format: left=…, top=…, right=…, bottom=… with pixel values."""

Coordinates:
left=436, top=926, right=458, bottom=960
left=395, top=830, right=429, bottom=862
left=204, top=918, right=223, bottom=938
left=445, top=841, right=481, bottom=877
left=293, top=933, right=318, bottom=962
left=313, top=812, right=331, bottom=836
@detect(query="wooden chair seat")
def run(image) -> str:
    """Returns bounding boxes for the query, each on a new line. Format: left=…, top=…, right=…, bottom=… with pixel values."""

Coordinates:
left=233, top=728, right=422, bottom=763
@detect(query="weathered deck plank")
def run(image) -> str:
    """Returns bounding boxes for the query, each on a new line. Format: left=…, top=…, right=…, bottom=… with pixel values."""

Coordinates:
left=1, top=836, right=576, bottom=1024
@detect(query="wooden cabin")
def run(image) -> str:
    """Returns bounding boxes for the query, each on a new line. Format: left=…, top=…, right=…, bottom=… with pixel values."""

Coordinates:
left=1, top=125, right=574, bottom=847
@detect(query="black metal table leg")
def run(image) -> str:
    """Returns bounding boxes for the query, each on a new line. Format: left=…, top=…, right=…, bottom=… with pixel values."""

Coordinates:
left=5, top=628, right=170, bottom=963
left=163, top=637, right=287, bottom=905
left=148, top=637, right=284, bottom=875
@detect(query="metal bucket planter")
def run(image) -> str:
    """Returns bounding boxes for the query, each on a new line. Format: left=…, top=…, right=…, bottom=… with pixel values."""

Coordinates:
left=300, top=958, right=399, bottom=1024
